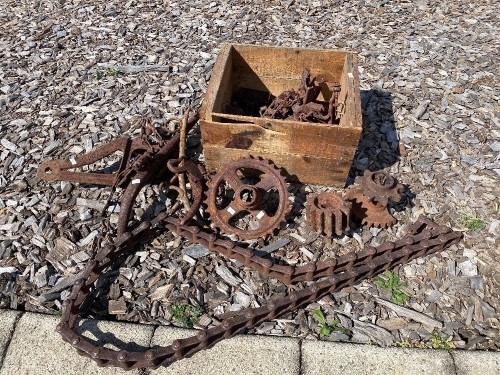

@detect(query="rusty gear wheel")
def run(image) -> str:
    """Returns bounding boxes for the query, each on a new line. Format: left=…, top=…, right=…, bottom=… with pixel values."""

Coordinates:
left=350, top=170, right=404, bottom=205
left=206, top=157, right=289, bottom=239
left=306, top=192, right=351, bottom=237
left=345, top=189, right=396, bottom=228
left=345, top=170, right=403, bottom=229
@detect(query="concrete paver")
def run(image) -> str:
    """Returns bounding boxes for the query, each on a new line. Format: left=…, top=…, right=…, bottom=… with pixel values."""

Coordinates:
left=150, top=326, right=301, bottom=374
left=0, top=312, right=154, bottom=375
left=452, top=350, right=500, bottom=375
left=301, top=340, right=456, bottom=375
left=1, top=310, right=499, bottom=375
left=0, top=309, right=21, bottom=366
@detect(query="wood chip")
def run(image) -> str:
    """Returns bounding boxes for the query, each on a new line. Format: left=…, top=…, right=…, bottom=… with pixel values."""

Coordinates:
left=254, top=238, right=290, bottom=257
left=374, top=297, right=443, bottom=328
left=149, top=284, right=174, bottom=301
left=97, top=63, right=171, bottom=73
left=215, top=266, right=242, bottom=287
left=45, top=237, right=78, bottom=265
left=183, top=244, right=211, bottom=259
left=0, top=266, right=18, bottom=275
left=108, top=299, right=127, bottom=315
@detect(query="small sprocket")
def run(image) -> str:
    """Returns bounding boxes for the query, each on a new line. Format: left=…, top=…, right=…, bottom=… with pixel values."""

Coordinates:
left=345, top=190, right=397, bottom=228
left=349, top=170, right=404, bottom=205
left=306, top=192, right=351, bottom=237
left=345, top=170, right=403, bottom=229
left=205, top=157, right=290, bottom=240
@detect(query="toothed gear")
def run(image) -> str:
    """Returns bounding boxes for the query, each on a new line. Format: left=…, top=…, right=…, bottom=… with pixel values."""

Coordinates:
left=206, top=157, right=289, bottom=239
left=350, top=170, right=404, bottom=205
left=345, top=189, right=397, bottom=229
left=306, top=192, right=351, bottom=237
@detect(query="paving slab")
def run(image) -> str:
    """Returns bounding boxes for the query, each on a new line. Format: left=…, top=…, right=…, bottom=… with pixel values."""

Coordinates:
left=0, top=312, right=154, bottom=375
left=3, top=310, right=498, bottom=375
left=0, top=310, right=22, bottom=367
left=452, top=350, right=500, bottom=375
left=150, top=326, right=300, bottom=374
left=301, top=340, right=456, bottom=375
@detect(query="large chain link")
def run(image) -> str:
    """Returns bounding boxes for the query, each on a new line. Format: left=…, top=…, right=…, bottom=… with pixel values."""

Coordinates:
left=55, top=215, right=461, bottom=369
left=37, top=115, right=462, bottom=369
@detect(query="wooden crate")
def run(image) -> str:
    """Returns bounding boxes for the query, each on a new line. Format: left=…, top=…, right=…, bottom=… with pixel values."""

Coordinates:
left=200, top=43, right=362, bottom=187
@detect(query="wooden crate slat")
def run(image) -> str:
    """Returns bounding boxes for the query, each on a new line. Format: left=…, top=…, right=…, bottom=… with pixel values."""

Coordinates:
left=203, top=146, right=352, bottom=187
left=200, top=121, right=361, bottom=157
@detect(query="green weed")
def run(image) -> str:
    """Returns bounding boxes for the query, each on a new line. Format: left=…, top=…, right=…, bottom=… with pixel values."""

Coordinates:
left=171, top=305, right=202, bottom=328
left=429, top=331, right=456, bottom=350
left=106, top=69, right=119, bottom=77
left=396, top=333, right=456, bottom=350
left=93, top=70, right=119, bottom=80
left=375, top=270, right=409, bottom=305
left=460, top=212, right=485, bottom=230
left=394, top=339, right=427, bottom=349
left=313, top=309, right=347, bottom=337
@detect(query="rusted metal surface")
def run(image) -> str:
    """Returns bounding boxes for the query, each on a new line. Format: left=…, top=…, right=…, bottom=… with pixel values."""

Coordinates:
left=328, top=82, right=342, bottom=121
left=349, top=170, right=404, bottom=205
left=37, top=137, right=146, bottom=186
left=260, top=68, right=341, bottom=124
left=37, top=118, right=462, bottom=369
left=306, top=192, right=351, bottom=237
left=55, top=215, right=461, bottom=370
left=206, top=157, right=289, bottom=239
left=346, top=170, right=404, bottom=229
left=38, top=115, right=199, bottom=237
left=167, top=157, right=205, bottom=225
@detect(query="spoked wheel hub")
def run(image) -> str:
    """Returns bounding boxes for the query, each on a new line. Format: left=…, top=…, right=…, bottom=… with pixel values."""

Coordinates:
left=206, top=157, right=289, bottom=239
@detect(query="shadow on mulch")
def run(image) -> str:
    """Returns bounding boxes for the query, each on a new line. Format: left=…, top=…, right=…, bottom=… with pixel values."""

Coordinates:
left=347, top=89, right=400, bottom=184
left=347, top=89, right=416, bottom=210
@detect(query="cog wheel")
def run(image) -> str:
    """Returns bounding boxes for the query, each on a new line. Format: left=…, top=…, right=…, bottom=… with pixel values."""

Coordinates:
left=206, top=157, right=289, bottom=240
left=345, top=189, right=396, bottom=229
left=350, top=170, right=404, bottom=205
left=306, top=192, right=351, bottom=237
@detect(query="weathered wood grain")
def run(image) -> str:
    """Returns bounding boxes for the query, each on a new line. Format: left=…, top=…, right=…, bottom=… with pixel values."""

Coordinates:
left=200, top=43, right=362, bottom=187
left=203, top=145, right=354, bottom=187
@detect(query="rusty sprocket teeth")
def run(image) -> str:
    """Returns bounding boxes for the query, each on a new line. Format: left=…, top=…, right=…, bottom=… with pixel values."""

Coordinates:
left=205, top=157, right=289, bottom=240
left=358, top=201, right=397, bottom=229
left=306, top=192, right=351, bottom=237
left=351, top=170, right=404, bottom=205
left=345, top=169, right=404, bottom=230
left=345, top=188, right=397, bottom=229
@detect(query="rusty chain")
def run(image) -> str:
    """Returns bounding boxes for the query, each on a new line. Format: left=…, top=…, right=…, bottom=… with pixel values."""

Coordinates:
left=37, top=114, right=462, bottom=369
left=55, top=215, right=461, bottom=369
